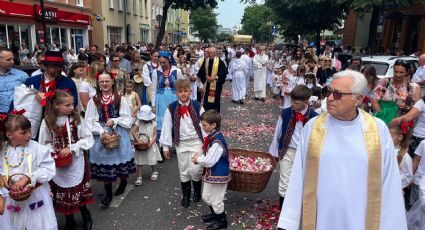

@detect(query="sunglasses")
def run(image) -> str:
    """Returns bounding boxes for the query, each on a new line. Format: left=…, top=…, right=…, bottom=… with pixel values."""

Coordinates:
left=326, top=89, right=354, bottom=100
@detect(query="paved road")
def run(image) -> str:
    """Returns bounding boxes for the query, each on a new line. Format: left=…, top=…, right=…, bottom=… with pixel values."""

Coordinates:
left=58, top=81, right=282, bottom=230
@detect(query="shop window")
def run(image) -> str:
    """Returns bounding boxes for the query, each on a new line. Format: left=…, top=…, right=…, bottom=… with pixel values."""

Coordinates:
left=0, top=25, right=7, bottom=48
left=140, top=29, right=149, bottom=43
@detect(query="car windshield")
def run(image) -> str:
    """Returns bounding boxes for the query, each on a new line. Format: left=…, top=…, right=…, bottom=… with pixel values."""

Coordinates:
left=362, top=61, right=389, bottom=76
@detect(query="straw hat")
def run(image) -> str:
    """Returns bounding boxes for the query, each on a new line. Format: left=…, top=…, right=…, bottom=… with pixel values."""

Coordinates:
left=137, top=105, right=155, bottom=121
left=133, top=72, right=143, bottom=83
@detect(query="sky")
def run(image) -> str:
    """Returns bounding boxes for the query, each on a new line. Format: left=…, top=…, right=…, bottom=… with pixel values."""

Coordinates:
left=215, top=1, right=248, bottom=29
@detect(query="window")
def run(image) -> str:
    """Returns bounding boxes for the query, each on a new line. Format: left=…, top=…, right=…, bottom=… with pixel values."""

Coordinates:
left=125, top=0, right=130, bottom=13
left=109, top=0, right=113, bottom=9
left=139, top=0, right=143, bottom=17
left=133, top=0, right=136, bottom=15
left=108, top=27, right=122, bottom=44
left=144, top=0, right=148, bottom=18
left=118, top=0, right=123, bottom=11
left=76, top=0, right=83, bottom=7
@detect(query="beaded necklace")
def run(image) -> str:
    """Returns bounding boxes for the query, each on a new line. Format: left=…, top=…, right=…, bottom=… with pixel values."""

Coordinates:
left=3, top=143, right=26, bottom=168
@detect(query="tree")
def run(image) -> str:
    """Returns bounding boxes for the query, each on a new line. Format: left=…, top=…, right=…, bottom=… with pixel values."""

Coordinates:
left=190, top=6, right=218, bottom=43
left=155, top=0, right=221, bottom=49
left=216, top=33, right=232, bottom=43
left=240, top=4, right=272, bottom=43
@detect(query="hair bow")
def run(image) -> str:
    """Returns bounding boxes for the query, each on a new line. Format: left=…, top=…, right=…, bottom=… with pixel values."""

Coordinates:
left=40, top=91, right=56, bottom=107
left=401, top=121, right=414, bottom=135
left=94, top=72, right=100, bottom=80
left=0, top=114, right=7, bottom=121
left=10, top=109, right=26, bottom=115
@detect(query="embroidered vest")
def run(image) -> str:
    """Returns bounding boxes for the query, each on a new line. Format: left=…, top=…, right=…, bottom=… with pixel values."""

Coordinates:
left=156, top=68, right=178, bottom=94
left=93, top=93, right=122, bottom=125
left=204, top=131, right=231, bottom=184
left=277, top=107, right=318, bottom=160
left=53, top=121, right=79, bottom=152
left=168, top=100, right=203, bottom=146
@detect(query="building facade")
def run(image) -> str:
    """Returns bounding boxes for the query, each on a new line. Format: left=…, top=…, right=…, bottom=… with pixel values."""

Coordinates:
left=0, top=0, right=92, bottom=53
left=150, top=0, right=162, bottom=45
left=91, top=0, right=151, bottom=48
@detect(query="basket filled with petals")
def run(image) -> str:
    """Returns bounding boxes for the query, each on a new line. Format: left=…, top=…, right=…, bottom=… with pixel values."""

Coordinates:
left=134, top=134, right=150, bottom=151
left=101, top=132, right=120, bottom=149
left=8, top=173, right=34, bottom=201
left=228, top=149, right=276, bottom=193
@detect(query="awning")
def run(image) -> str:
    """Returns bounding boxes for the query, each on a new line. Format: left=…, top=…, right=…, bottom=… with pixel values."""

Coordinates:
left=0, top=1, right=34, bottom=18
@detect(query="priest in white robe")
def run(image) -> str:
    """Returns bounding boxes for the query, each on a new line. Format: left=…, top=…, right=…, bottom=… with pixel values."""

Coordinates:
left=253, top=47, right=269, bottom=101
left=278, top=70, right=407, bottom=230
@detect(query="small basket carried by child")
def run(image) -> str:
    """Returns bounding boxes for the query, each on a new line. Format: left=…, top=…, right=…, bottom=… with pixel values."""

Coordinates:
left=134, top=134, right=150, bottom=151
left=8, top=173, right=34, bottom=201
left=101, top=131, right=120, bottom=149
left=228, top=149, right=276, bottom=193
left=52, top=151, right=73, bottom=168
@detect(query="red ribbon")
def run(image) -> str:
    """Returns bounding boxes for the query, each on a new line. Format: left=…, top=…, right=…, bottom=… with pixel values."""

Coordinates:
left=111, top=72, right=117, bottom=79
left=40, top=91, right=56, bottom=107
left=94, top=72, right=100, bottom=80
left=0, top=114, right=7, bottom=121
left=10, top=109, right=26, bottom=115
left=295, top=112, right=305, bottom=123
left=202, top=136, right=211, bottom=153
left=44, top=56, right=64, bottom=62
left=179, top=105, right=189, bottom=118
left=401, top=120, right=414, bottom=135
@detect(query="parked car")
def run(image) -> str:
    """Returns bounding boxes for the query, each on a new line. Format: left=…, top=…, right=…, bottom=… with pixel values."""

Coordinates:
left=361, top=56, right=418, bottom=78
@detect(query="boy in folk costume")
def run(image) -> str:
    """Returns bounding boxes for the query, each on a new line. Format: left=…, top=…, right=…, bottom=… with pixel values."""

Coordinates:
left=160, top=79, right=205, bottom=208
left=269, top=85, right=318, bottom=210
left=193, top=110, right=230, bottom=230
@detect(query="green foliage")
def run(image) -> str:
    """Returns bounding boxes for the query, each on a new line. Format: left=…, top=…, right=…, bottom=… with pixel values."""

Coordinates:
left=190, top=6, right=218, bottom=43
left=240, top=4, right=273, bottom=43
left=216, top=33, right=232, bottom=43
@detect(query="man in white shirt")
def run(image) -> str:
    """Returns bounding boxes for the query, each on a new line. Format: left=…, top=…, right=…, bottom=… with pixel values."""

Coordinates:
left=412, top=54, right=425, bottom=86
left=278, top=70, right=407, bottom=230
left=241, top=49, right=253, bottom=97
left=252, top=47, right=269, bottom=101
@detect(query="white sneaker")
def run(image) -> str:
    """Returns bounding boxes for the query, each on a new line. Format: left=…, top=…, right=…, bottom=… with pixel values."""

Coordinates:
left=134, top=177, right=142, bottom=186
left=151, top=171, right=158, bottom=181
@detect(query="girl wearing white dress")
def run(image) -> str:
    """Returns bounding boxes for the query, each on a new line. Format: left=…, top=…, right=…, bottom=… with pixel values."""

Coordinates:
left=0, top=115, right=56, bottom=230
left=39, top=90, right=95, bottom=229
left=85, top=72, right=135, bottom=208
left=131, top=105, right=162, bottom=186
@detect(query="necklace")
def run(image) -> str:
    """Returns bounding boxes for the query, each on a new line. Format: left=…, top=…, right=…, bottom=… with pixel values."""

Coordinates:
left=162, top=67, right=171, bottom=78
left=101, top=93, right=113, bottom=105
left=3, top=143, right=26, bottom=168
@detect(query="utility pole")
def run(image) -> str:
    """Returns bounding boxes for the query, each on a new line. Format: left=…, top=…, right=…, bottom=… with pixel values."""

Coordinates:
left=39, top=0, right=48, bottom=48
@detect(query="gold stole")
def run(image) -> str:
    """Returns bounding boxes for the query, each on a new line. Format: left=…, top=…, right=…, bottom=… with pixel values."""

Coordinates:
left=302, top=110, right=381, bottom=230
left=205, top=57, right=220, bottom=103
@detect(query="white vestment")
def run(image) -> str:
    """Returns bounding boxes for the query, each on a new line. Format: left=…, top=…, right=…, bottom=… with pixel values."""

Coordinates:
left=241, top=54, right=253, bottom=93
left=229, top=59, right=247, bottom=101
left=253, top=53, right=269, bottom=98
left=278, top=111, right=407, bottom=230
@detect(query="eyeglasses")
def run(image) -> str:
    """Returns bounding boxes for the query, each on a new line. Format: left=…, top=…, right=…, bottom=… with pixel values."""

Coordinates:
left=112, top=59, right=120, bottom=62
left=326, top=89, right=354, bottom=100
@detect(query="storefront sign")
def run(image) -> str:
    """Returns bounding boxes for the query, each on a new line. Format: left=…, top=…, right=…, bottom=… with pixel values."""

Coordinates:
left=0, top=1, right=34, bottom=18
left=57, top=10, right=90, bottom=25
left=35, top=5, right=58, bottom=22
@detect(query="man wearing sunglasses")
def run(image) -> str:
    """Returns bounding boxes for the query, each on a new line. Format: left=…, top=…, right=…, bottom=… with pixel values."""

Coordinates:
left=278, top=70, right=407, bottom=230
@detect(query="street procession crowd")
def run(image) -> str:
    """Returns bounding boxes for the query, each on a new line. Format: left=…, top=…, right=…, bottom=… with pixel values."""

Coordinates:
left=0, top=39, right=424, bottom=230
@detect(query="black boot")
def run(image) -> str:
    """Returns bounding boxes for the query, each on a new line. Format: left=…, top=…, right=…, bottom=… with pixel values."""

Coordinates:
left=181, top=181, right=191, bottom=208
left=201, top=206, right=216, bottom=222
left=279, top=196, right=284, bottom=210
left=64, top=214, right=77, bottom=230
left=115, top=179, right=128, bottom=196
left=207, top=212, right=228, bottom=230
left=100, top=183, right=113, bottom=208
left=80, top=205, right=93, bottom=230
left=192, top=180, right=202, bottom=203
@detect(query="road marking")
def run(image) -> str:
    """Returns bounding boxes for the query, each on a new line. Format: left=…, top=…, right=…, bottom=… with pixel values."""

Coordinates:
left=109, top=184, right=135, bottom=208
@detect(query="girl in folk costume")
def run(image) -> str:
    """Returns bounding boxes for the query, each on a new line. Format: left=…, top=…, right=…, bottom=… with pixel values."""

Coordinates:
left=0, top=115, right=56, bottom=230
left=282, top=64, right=306, bottom=109
left=85, top=72, right=136, bottom=208
left=131, top=105, right=162, bottom=186
left=109, top=53, right=128, bottom=94
left=122, top=78, right=142, bottom=119
left=188, top=58, right=198, bottom=101
left=151, top=51, right=184, bottom=139
left=388, top=122, right=413, bottom=207
left=141, top=50, right=159, bottom=106
left=38, top=90, right=95, bottom=230
left=272, top=67, right=284, bottom=100
left=193, top=110, right=230, bottom=230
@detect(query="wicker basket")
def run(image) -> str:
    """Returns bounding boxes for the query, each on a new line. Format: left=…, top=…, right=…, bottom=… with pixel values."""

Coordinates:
left=8, top=173, right=33, bottom=201
left=134, top=134, right=150, bottom=151
left=52, top=152, right=73, bottom=168
left=227, top=149, right=277, bottom=193
left=101, top=133, right=120, bottom=149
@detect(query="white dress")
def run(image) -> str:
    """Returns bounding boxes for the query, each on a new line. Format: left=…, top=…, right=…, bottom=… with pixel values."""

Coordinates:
left=134, top=120, right=162, bottom=166
left=279, top=111, right=407, bottom=230
left=0, top=140, right=57, bottom=230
